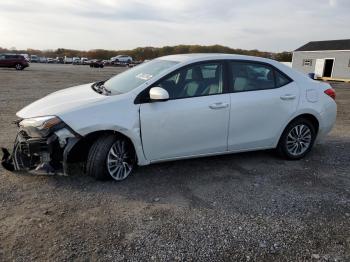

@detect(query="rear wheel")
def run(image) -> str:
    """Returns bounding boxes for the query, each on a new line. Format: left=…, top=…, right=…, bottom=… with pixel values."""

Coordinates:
left=86, top=135, right=135, bottom=181
left=15, top=64, right=23, bottom=70
left=277, top=118, right=316, bottom=160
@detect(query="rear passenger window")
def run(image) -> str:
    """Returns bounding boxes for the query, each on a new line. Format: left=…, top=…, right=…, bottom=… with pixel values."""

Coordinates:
left=230, top=61, right=291, bottom=92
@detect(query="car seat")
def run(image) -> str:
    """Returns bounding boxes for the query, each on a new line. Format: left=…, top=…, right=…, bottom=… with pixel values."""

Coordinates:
left=179, top=66, right=204, bottom=98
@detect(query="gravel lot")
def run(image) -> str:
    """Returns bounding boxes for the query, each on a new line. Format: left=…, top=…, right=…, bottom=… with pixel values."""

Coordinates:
left=0, top=63, right=349, bottom=261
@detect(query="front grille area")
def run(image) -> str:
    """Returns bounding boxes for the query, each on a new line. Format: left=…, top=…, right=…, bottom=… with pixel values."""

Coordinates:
left=17, top=131, right=48, bottom=156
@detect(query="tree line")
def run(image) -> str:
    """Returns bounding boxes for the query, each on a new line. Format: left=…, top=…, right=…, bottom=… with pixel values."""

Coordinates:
left=0, top=45, right=292, bottom=62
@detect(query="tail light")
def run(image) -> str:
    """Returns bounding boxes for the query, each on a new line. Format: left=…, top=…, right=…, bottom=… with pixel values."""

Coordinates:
left=324, top=88, right=336, bottom=100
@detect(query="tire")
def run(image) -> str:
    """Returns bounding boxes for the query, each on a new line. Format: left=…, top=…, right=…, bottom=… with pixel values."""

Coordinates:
left=277, top=118, right=316, bottom=160
left=86, top=135, right=135, bottom=181
left=15, top=64, right=23, bottom=70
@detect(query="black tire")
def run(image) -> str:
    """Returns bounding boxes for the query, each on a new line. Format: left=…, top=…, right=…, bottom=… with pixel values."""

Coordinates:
left=277, top=118, right=316, bottom=160
left=15, top=64, right=23, bottom=70
left=86, top=134, right=135, bottom=181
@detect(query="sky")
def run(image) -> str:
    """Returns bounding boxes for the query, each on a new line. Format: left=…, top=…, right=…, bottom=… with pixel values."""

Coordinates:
left=0, top=0, right=349, bottom=52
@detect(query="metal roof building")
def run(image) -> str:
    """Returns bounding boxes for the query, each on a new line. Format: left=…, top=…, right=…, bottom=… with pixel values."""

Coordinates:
left=292, top=39, right=350, bottom=80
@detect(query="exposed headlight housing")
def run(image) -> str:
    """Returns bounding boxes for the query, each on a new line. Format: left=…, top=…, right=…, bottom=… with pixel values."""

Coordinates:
left=19, top=116, right=64, bottom=137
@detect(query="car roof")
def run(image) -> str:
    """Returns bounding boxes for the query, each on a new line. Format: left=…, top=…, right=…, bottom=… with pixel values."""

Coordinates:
left=2, top=53, right=20, bottom=55
left=157, top=53, right=274, bottom=64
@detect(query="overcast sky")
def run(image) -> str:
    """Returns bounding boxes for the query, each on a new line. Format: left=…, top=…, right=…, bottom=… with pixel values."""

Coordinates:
left=0, top=0, right=349, bottom=52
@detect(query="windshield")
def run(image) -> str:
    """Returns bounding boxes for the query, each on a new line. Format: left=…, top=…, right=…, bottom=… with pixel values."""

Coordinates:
left=104, top=59, right=179, bottom=95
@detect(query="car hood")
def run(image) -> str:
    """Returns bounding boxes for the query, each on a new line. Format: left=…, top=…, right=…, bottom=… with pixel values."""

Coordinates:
left=17, top=83, right=107, bottom=119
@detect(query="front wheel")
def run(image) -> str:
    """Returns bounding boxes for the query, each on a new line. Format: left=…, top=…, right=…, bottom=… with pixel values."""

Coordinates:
left=86, top=135, right=136, bottom=181
left=277, top=118, right=316, bottom=160
left=15, top=64, right=23, bottom=70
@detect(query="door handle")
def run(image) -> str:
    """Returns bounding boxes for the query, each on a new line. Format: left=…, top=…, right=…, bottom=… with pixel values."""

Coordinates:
left=280, top=94, right=296, bottom=100
left=209, top=102, right=229, bottom=109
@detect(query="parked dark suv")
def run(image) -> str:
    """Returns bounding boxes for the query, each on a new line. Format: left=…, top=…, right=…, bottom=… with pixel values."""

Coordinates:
left=0, top=54, right=29, bottom=70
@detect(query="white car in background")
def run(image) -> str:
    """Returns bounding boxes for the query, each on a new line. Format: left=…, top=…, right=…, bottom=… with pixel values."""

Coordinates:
left=111, top=55, right=133, bottom=64
left=1, top=54, right=336, bottom=182
left=80, top=57, right=88, bottom=64
left=30, top=55, right=39, bottom=63
left=72, top=57, right=80, bottom=64
left=39, top=57, right=47, bottom=63
left=64, top=56, right=73, bottom=64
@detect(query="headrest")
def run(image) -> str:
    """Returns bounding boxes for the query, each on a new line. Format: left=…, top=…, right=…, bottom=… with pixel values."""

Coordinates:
left=234, top=77, right=248, bottom=91
left=192, top=66, right=203, bottom=81
left=267, top=70, right=274, bottom=81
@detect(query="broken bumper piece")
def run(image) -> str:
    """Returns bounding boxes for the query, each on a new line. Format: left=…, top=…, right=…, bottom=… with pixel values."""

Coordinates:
left=1, top=126, right=77, bottom=175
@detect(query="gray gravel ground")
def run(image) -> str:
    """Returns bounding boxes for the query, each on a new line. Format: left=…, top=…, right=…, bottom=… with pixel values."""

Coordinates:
left=0, top=63, right=349, bottom=261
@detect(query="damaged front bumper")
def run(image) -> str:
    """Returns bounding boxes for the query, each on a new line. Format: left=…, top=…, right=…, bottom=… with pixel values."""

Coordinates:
left=1, top=118, right=79, bottom=175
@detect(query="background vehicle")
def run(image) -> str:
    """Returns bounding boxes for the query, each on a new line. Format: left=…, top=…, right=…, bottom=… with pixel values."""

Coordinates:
left=0, top=54, right=29, bottom=70
left=64, top=56, right=73, bottom=64
left=72, top=57, right=80, bottom=64
left=20, top=54, right=30, bottom=62
left=80, top=57, right=88, bottom=64
left=55, top=57, right=64, bottom=63
left=1, top=54, right=337, bottom=182
left=111, top=55, right=133, bottom=64
left=89, top=59, right=104, bottom=68
left=30, top=55, right=39, bottom=63
left=39, top=57, right=47, bottom=63
left=47, top=58, right=55, bottom=63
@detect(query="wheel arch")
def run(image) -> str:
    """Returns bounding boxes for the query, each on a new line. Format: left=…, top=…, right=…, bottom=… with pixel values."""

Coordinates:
left=276, top=113, right=320, bottom=147
left=64, top=130, right=139, bottom=168
left=283, top=113, right=320, bottom=135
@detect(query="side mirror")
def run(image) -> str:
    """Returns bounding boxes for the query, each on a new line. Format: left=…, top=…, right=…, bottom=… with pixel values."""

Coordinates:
left=149, top=87, right=169, bottom=102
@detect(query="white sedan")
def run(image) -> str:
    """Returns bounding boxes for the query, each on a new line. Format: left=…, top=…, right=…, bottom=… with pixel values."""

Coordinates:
left=1, top=54, right=337, bottom=181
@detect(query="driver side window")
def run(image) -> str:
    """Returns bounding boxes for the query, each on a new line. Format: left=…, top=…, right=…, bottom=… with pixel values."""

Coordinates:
left=158, top=62, right=223, bottom=99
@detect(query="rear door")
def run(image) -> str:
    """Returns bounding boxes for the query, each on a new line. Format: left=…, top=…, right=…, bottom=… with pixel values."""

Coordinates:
left=139, top=61, right=230, bottom=161
left=227, top=60, right=299, bottom=151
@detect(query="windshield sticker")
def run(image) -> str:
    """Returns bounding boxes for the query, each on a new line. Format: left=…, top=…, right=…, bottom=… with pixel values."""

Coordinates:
left=136, top=73, right=153, bottom=80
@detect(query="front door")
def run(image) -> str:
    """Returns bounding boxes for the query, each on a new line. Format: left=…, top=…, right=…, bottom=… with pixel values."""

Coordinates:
left=139, top=61, right=230, bottom=161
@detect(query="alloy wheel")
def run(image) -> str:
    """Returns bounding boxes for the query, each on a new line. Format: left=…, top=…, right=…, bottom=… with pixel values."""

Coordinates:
left=286, top=124, right=312, bottom=156
left=106, top=140, right=133, bottom=181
